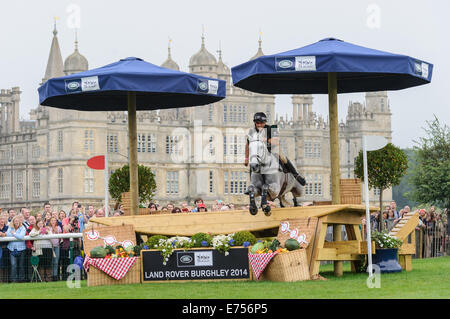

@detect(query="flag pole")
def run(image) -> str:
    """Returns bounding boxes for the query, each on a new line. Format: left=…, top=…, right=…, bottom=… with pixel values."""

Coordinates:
left=363, top=136, right=373, bottom=275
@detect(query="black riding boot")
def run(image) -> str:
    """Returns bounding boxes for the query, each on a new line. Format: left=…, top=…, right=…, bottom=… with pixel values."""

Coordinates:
left=285, top=159, right=306, bottom=186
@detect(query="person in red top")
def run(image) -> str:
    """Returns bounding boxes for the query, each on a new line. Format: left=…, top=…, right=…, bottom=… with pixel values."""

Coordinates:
left=24, top=215, right=36, bottom=282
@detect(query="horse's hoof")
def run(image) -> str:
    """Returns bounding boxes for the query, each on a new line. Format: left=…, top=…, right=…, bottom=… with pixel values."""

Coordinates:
left=263, top=205, right=271, bottom=216
left=249, top=206, right=258, bottom=215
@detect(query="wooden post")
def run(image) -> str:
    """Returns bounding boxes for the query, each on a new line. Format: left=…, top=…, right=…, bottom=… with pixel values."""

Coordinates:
left=333, top=224, right=343, bottom=276
left=128, top=92, right=139, bottom=216
left=328, top=72, right=341, bottom=205
left=328, top=72, right=343, bottom=277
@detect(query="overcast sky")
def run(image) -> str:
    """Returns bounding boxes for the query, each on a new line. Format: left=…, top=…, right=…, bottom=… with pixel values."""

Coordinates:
left=1, top=0, right=448, bottom=148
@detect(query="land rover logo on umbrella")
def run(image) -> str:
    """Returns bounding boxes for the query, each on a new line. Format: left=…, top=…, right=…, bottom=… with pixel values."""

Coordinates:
left=278, top=60, right=293, bottom=69
left=199, top=82, right=208, bottom=90
left=180, top=255, right=193, bottom=264
left=67, top=81, right=80, bottom=90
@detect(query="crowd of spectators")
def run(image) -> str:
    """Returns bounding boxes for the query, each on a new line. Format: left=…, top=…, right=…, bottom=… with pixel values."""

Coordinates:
left=0, top=201, right=108, bottom=283
left=145, top=198, right=252, bottom=214
left=361, top=201, right=448, bottom=258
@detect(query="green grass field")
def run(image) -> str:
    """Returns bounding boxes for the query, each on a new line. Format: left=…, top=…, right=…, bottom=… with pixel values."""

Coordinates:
left=1, top=256, right=448, bottom=299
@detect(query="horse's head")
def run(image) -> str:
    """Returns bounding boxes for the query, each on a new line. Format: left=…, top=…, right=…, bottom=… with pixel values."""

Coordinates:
left=248, top=136, right=270, bottom=174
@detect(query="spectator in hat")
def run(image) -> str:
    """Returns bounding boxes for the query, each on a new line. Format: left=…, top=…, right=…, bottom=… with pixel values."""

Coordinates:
left=197, top=203, right=208, bottom=212
left=191, top=198, right=204, bottom=213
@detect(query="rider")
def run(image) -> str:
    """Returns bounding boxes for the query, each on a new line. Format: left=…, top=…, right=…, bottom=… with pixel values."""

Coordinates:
left=245, top=112, right=306, bottom=186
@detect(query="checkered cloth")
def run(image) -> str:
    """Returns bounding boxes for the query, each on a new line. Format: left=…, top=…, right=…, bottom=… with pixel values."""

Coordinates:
left=83, top=256, right=138, bottom=280
left=248, top=252, right=279, bottom=280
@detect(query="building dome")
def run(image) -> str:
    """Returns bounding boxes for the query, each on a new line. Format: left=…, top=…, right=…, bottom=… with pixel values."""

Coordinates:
left=161, top=44, right=180, bottom=71
left=64, top=38, right=88, bottom=75
left=189, top=35, right=217, bottom=67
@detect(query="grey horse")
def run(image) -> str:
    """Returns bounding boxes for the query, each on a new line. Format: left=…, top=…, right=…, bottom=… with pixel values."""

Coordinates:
left=247, top=134, right=303, bottom=216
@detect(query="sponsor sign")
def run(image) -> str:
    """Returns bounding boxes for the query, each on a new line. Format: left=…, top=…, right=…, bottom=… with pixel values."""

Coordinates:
left=65, top=76, right=101, bottom=93
left=197, top=79, right=219, bottom=95
left=414, top=61, right=429, bottom=79
left=141, top=247, right=250, bottom=282
left=275, top=56, right=316, bottom=72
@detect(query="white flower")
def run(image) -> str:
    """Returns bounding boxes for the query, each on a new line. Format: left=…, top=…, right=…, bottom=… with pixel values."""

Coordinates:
left=225, top=251, right=229, bottom=256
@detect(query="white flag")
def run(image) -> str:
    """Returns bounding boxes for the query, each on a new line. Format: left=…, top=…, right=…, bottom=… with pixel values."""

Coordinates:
left=364, top=135, right=388, bottom=151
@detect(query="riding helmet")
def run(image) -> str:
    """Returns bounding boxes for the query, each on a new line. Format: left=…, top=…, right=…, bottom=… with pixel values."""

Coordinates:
left=253, top=112, right=267, bottom=123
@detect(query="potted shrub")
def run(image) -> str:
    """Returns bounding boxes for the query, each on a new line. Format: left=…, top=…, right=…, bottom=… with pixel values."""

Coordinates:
left=371, top=231, right=403, bottom=273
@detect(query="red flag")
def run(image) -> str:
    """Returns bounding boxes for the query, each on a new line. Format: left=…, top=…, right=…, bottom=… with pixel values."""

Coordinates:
left=87, top=155, right=105, bottom=170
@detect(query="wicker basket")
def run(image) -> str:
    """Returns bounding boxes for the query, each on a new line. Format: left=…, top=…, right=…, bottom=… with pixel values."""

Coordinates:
left=260, top=249, right=310, bottom=282
left=87, top=257, right=141, bottom=287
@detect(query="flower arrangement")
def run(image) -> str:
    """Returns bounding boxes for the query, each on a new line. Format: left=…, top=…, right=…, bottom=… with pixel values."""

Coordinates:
left=146, top=231, right=259, bottom=265
left=371, top=231, right=403, bottom=249
left=191, top=233, right=213, bottom=248
left=211, top=233, right=234, bottom=256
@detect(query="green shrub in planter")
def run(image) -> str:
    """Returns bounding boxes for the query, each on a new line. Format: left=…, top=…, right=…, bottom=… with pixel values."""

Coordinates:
left=191, top=233, right=213, bottom=247
left=233, top=231, right=257, bottom=246
left=146, top=235, right=169, bottom=249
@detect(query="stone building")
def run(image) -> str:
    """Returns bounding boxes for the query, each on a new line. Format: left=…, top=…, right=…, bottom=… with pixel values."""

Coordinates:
left=0, top=27, right=392, bottom=213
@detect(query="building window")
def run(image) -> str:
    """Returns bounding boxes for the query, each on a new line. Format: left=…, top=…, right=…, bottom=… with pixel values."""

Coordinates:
left=374, top=188, right=381, bottom=196
left=166, top=171, right=179, bottom=194
left=305, top=141, right=321, bottom=158
left=57, top=130, right=63, bottom=152
left=313, top=142, right=321, bottom=158
left=0, top=171, right=10, bottom=199
left=224, top=105, right=247, bottom=123
left=209, top=105, right=213, bottom=121
left=147, top=133, right=156, bottom=153
left=305, top=174, right=322, bottom=196
left=224, top=135, right=246, bottom=156
left=208, top=136, right=215, bottom=156
left=32, top=145, right=40, bottom=158
left=15, top=171, right=24, bottom=199
left=15, top=147, right=23, bottom=160
left=166, top=135, right=179, bottom=154
left=84, top=168, right=94, bottom=193
left=84, top=130, right=94, bottom=152
left=57, top=168, right=63, bottom=194
left=209, top=170, right=214, bottom=193
left=223, top=105, right=227, bottom=123
left=224, top=171, right=247, bottom=195
left=107, top=134, right=118, bottom=153
left=32, top=170, right=40, bottom=198
left=138, top=133, right=144, bottom=153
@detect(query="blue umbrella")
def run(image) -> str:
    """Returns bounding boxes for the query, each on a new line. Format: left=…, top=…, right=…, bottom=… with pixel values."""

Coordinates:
left=231, top=37, right=433, bottom=204
left=39, top=57, right=226, bottom=215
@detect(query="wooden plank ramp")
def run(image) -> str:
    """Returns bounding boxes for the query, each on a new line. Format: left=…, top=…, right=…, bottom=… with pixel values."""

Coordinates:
left=88, top=204, right=378, bottom=236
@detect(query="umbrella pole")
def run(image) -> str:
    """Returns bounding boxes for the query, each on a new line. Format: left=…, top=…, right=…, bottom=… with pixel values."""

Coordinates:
left=128, top=92, right=139, bottom=216
left=328, top=72, right=343, bottom=277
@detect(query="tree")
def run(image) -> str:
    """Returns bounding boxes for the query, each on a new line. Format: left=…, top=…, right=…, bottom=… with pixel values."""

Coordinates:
left=408, top=116, right=450, bottom=209
left=108, top=164, right=156, bottom=205
left=354, top=143, right=408, bottom=230
left=392, top=148, right=418, bottom=209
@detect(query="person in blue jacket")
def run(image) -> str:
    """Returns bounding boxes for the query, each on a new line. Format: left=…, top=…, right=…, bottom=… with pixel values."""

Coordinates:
left=6, top=216, right=26, bottom=283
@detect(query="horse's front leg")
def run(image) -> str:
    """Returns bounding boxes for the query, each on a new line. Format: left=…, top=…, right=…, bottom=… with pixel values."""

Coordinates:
left=260, top=184, right=272, bottom=216
left=248, top=184, right=259, bottom=215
